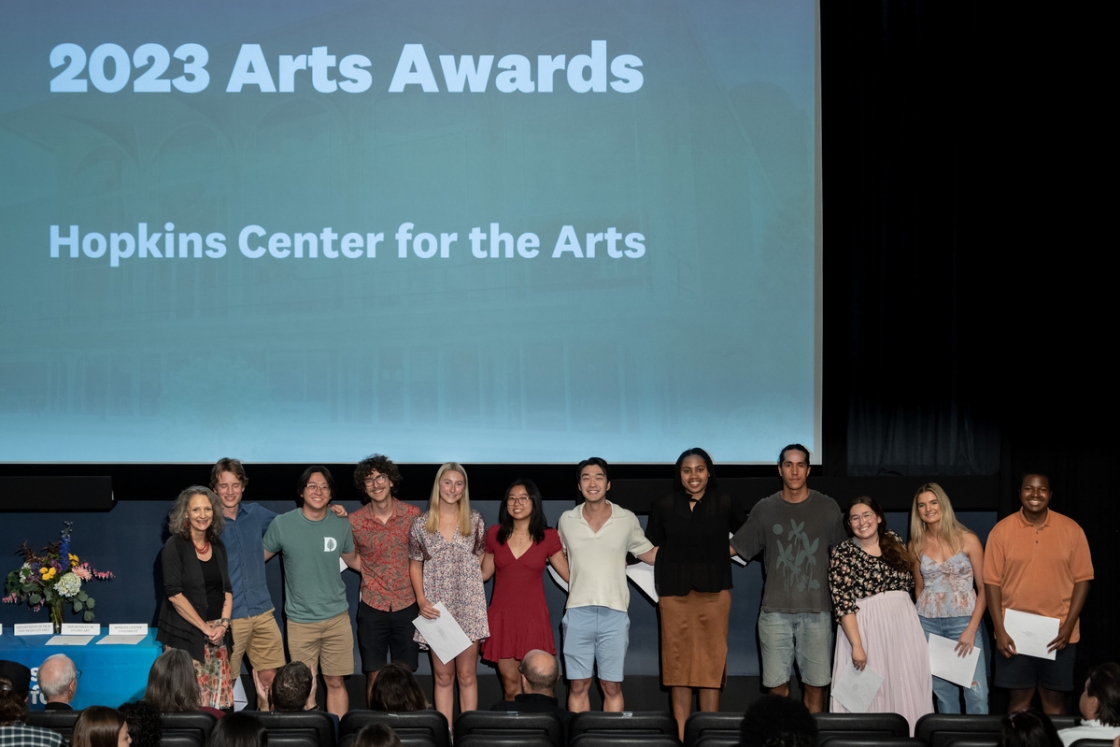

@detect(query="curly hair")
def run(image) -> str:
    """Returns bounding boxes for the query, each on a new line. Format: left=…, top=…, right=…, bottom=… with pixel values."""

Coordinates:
left=353, top=455, right=402, bottom=501
left=168, top=486, right=226, bottom=542
left=119, top=701, right=162, bottom=747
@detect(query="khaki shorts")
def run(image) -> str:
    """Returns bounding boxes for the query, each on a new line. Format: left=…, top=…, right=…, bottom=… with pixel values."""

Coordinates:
left=287, top=612, right=355, bottom=677
left=230, top=609, right=287, bottom=679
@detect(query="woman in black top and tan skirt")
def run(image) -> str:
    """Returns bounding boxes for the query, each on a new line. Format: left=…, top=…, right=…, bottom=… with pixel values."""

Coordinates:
left=645, top=448, right=748, bottom=741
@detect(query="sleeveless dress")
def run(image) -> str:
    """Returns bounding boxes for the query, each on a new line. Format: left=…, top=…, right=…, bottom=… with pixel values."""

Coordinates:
left=482, top=526, right=562, bottom=661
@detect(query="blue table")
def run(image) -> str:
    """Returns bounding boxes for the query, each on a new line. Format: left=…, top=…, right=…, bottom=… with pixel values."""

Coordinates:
left=0, top=631, right=162, bottom=709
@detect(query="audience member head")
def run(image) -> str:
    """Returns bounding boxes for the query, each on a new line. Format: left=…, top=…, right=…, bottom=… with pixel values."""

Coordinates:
left=519, top=650, right=560, bottom=696
left=119, top=701, right=162, bottom=747
left=1002, top=708, right=1062, bottom=747
left=38, top=654, right=78, bottom=704
left=1082, top=662, right=1120, bottom=726
left=369, top=662, right=428, bottom=712
left=271, top=661, right=313, bottom=712
left=0, top=661, right=31, bottom=699
left=353, top=724, right=402, bottom=747
left=144, top=649, right=201, bottom=712
left=168, top=486, right=225, bottom=542
left=740, top=694, right=818, bottom=747
left=72, top=706, right=130, bottom=747
left=0, top=677, right=28, bottom=726
left=207, top=713, right=267, bottom=747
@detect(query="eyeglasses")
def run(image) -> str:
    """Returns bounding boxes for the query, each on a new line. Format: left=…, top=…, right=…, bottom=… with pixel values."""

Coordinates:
left=364, top=474, right=389, bottom=485
left=507, top=496, right=530, bottom=505
left=305, top=484, right=331, bottom=493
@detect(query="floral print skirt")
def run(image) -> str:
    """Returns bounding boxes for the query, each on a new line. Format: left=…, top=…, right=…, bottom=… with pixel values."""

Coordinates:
left=193, top=637, right=233, bottom=710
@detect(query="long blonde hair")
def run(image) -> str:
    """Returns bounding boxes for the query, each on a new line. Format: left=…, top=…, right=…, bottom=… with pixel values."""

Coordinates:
left=423, top=463, right=472, bottom=536
left=908, top=482, right=970, bottom=560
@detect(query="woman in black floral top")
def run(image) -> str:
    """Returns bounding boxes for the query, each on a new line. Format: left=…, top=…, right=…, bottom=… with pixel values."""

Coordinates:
left=828, top=497, right=931, bottom=734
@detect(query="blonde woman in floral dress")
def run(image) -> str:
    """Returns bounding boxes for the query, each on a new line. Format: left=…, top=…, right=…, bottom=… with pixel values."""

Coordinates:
left=409, top=463, right=488, bottom=726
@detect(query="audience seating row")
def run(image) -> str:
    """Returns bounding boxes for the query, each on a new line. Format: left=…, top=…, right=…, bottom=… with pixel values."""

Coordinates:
left=24, top=707, right=1096, bottom=747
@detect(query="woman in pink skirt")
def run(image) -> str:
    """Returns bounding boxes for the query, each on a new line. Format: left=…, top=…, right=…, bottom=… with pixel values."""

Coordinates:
left=829, top=496, right=932, bottom=734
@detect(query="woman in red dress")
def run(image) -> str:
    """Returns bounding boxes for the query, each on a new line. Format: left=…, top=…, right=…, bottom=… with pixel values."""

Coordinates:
left=481, top=479, right=570, bottom=701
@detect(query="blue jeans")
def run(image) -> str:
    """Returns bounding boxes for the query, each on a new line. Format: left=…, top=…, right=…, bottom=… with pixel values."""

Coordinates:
left=919, top=615, right=989, bottom=714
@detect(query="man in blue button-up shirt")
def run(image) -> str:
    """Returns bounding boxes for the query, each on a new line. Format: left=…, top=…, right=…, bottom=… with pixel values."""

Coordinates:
left=211, top=457, right=346, bottom=708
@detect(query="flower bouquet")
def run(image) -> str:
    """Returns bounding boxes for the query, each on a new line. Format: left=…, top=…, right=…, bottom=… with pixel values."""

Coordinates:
left=4, top=521, right=114, bottom=630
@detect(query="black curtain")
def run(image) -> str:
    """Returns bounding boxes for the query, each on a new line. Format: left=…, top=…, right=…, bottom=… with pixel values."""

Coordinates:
left=823, top=0, right=1116, bottom=681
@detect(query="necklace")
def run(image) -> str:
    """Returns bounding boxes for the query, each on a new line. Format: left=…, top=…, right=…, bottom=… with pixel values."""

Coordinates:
left=193, top=539, right=210, bottom=554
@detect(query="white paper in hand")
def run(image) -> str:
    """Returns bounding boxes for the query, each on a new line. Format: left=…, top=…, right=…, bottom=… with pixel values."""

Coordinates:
left=831, top=659, right=884, bottom=713
left=928, top=633, right=981, bottom=688
left=413, top=602, right=472, bottom=664
left=1003, top=609, right=1059, bottom=660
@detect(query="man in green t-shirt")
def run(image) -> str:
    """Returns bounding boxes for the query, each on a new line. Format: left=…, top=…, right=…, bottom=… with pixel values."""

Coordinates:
left=264, top=465, right=359, bottom=718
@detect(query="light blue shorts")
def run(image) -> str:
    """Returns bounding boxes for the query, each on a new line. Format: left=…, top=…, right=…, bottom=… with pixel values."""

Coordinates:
left=757, top=609, right=833, bottom=688
left=562, top=606, right=629, bottom=682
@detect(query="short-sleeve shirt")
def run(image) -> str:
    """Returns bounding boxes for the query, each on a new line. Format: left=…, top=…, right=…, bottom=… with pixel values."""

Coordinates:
left=730, top=490, right=847, bottom=613
left=983, top=508, right=1093, bottom=643
left=645, top=492, right=747, bottom=597
left=557, top=500, right=654, bottom=612
left=349, top=500, right=422, bottom=612
left=263, top=509, right=355, bottom=623
left=223, top=502, right=278, bottom=619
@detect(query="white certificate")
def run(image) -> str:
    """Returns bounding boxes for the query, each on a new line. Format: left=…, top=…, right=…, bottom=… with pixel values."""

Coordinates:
left=626, top=561, right=658, bottom=603
left=928, top=633, right=981, bottom=688
left=413, top=602, right=472, bottom=664
left=831, top=659, right=884, bottom=713
left=1003, top=609, right=1059, bottom=660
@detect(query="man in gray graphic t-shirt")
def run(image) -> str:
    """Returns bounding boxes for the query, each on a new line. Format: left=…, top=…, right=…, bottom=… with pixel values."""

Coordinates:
left=731, top=444, right=846, bottom=712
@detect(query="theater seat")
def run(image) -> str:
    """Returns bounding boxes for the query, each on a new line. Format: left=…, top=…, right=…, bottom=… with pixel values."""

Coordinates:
left=243, top=710, right=337, bottom=747
left=815, top=712, right=911, bottom=742
left=452, top=711, right=564, bottom=747
left=338, top=710, right=449, bottom=747
left=568, top=711, right=679, bottom=741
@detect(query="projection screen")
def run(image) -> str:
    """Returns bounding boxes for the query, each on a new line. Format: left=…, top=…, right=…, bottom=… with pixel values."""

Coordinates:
left=0, top=0, right=822, bottom=464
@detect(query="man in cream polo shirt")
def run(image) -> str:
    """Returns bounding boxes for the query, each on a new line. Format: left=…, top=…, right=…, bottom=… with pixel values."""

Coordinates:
left=558, top=457, right=658, bottom=713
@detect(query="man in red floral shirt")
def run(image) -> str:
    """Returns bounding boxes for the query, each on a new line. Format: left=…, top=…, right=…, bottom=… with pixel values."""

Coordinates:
left=348, top=454, right=421, bottom=706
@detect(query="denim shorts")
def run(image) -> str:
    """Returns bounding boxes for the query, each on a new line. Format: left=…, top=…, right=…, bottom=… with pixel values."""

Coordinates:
left=562, top=606, right=629, bottom=682
left=757, top=609, right=833, bottom=688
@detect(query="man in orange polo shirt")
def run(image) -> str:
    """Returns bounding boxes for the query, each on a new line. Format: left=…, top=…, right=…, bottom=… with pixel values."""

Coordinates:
left=985, top=473, right=1093, bottom=715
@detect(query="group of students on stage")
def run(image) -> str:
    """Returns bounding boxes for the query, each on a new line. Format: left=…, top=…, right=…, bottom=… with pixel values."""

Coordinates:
left=151, top=445, right=1097, bottom=742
